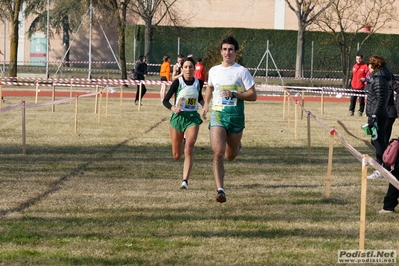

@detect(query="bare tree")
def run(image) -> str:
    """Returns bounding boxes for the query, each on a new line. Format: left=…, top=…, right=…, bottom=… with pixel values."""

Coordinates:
left=97, top=0, right=132, bottom=80
left=313, top=0, right=397, bottom=88
left=25, top=0, right=91, bottom=67
left=0, top=0, right=24, bottom=77
left=130, top=0, right=182, bottom=63
left=285, top=0, right=334, bottom=79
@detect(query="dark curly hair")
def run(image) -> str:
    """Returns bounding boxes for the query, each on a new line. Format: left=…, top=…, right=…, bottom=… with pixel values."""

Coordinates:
left=368, top=55, right=386, bottom=71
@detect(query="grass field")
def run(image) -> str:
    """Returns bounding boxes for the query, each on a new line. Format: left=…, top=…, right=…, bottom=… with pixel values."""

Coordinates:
left=0, top=94, right=398, bottom=265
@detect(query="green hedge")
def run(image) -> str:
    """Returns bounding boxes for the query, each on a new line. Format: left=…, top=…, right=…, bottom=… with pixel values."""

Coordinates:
left=125, top=25, right=399, bottom=78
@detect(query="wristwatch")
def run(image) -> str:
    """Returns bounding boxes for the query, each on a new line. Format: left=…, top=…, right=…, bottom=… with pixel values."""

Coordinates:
left=232, top=92, right=237, bottom=98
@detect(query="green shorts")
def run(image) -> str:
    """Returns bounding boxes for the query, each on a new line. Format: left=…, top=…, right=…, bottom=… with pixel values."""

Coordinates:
left=209, top=111, right=245, bottom=134
left=170, top=111, right=203, bottom=132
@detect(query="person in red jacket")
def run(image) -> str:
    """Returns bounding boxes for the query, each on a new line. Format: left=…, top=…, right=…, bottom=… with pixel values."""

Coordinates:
left=349, top=54, right=369, bottom=116
left=194, top=58, right=206, bottom=82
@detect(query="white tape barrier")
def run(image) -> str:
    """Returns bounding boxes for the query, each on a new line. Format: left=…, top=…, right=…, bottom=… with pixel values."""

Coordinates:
left=287, top=93, right=399, bottom=191
left=0, top=102, right=23, bottom=113
left=0, top=78, right=365, bottom=97
left=0, top=77, right=173, bottom=87
left=0, top=89, right=106, bottom=113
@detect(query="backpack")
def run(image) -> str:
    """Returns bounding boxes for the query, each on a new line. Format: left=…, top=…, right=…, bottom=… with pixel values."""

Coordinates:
left=383, top=138, right=399, bottom=168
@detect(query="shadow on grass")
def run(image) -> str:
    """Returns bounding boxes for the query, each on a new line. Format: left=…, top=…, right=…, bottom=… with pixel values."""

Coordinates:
left=0, top=209, right=360, bottom=241
left=337, top=119, right=373, bottom=149
left=0, top=119, right=170, bottom=219
left=0, top=144, right=368, bottom=218
left=0, top=130, right=373, bottom=221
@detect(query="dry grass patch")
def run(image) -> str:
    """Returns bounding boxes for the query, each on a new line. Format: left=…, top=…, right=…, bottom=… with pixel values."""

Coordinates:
left=0, top=95, right=398, bottom=265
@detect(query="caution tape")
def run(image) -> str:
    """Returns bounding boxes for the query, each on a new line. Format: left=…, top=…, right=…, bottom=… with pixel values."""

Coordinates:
left=286, top=93, right=399, bottom=190
left=258, top=84, right=366, bottom=97
left=0, top=89, right=106, bottom=113
left=254, top=76, right=342, bottom=81
left=0, top=77, right=368, bottom=97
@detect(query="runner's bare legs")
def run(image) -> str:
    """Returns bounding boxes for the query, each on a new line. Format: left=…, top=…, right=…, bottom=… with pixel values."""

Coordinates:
left=210, top=127, right=242, bottom=188
left=182, top=125, right=199, bottom=181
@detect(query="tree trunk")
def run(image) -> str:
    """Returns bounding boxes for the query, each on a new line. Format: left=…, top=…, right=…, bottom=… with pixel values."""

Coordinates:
left=340, top=45, right=351, bottom=89
left=62, top=15, right=70, bottom=67
left=144, top=20, right=153, bottom=63
left=117, top=26, right=127, bottom=80
left=295, top=25, right=305, bottom=79
left=9, top=0, right=22, bottom=77
left=116, top=4, right=127, bottom=80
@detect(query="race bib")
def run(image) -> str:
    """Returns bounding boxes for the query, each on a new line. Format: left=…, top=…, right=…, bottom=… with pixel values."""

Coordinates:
left=214, top=84, right=238, bottom=107
left=181, top=97, right=197, bottom=110
left=214, top=96, right=237, bottom=107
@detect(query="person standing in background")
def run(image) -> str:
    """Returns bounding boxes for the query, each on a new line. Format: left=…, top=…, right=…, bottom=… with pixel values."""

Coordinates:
left=160, top=55, right=171, bottom=100
left=349, top=54, right=368, bottom=116
left=194, top=58, right=206, bottom=82
left=366, top=55, right=391, bottom=180
left=134, top=55, right=148, bottom=105
left=384, top=73, right=397, bottom=145
left=172, top=54, right=184, bottom=81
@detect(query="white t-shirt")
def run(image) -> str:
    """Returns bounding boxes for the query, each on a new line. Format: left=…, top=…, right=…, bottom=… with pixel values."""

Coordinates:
left=208, top=63, right=255, bottom=111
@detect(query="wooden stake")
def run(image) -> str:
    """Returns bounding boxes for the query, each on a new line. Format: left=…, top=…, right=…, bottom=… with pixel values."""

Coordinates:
left=35, top=82, right=39, bottom=104
left=52, top=84, right=55, bottom=112
left=282, top=90, right=286, bottom=120
left=287, top=94, right=291, bottom=127
left=321, top=87, right=325, bottom=114
left=307, top=113, right=311, bottom=162
left=105, top=86, right=109, bottom=118
left=98, top=92, right=102, bottom=124
left=326, top=128, right=335, bottom=197
left=69, top=81, right=73, bottom=101
left=94, top=85, right=99, bottom=114
left=22, top=101, right=26, bottom=155
left=301, top=91, right=305, bottom=120
left=74, top=96, right=78, bottom=135
left=359, top=155, right=368, bottom=250
left=295, top=100, right=299, bottom=139
left=119, top=85, right=123, bottom=115
left=137, top=83, right=142, bottom=111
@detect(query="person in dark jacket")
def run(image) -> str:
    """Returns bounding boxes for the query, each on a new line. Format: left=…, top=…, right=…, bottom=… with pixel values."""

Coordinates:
left=379, top=154, right=399, bottom=213
left=134, top=55, right=148, bottom=105
left=385, top=74, right=397, bottom=145
left=366, top=55, right=392, bottom=179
